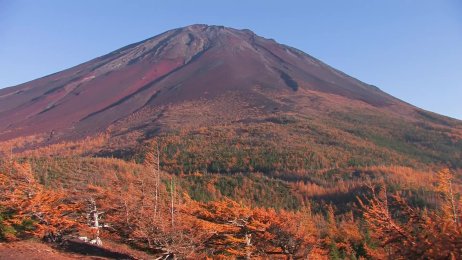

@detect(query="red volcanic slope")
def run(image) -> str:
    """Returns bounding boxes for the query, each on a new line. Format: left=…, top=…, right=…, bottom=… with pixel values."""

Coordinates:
left=0, top=24, right=407, bottom=140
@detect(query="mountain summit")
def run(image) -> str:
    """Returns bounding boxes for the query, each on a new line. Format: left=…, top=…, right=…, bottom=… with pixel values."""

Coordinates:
left=1, top=25, right=399, bottom=135
left=1, top=25, right=461, bottom=171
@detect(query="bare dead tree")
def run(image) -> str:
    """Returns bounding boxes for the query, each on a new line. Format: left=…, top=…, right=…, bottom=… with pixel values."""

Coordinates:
left=145, top=141, right=161, bottom=218
left=170, top=176, right=174, bottom=228
left=155, top=142, right=160, bottom=218
left=8, top=145, right=13, bottom=175
left=448, top=177, right=459, bottom=226
left=88, top=198, right=104, bottom=246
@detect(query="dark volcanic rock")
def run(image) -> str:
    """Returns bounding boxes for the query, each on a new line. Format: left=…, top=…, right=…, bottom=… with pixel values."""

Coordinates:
left=0, top=24, right=402, bottom=140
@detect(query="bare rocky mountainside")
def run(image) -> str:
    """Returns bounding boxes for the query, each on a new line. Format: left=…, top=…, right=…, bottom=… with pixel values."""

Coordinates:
left=1, top=24, right=461, bottom=172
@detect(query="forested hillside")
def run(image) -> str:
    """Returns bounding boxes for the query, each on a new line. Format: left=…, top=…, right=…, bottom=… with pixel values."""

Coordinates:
left=1, top=141, right=461, bottom=258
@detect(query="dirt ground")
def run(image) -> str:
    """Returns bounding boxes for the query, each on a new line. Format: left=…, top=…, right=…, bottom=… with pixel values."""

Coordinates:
left=0, top=241, right=110, bottom=260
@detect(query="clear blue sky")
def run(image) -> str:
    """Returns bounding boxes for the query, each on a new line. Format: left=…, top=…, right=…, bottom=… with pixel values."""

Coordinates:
left=1, top=0, right=461, bottom=119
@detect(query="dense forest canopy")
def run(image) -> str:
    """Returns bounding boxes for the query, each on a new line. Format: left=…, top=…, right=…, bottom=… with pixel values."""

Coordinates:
left=0, top=140, right=461, bottom=258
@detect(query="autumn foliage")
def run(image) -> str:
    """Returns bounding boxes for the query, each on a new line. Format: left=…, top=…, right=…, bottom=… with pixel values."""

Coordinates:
left=358, top=169, right=462, bottom=259
left=0, top=161, right=82, bottom=241
left=1, top=153, right=461, bottom=258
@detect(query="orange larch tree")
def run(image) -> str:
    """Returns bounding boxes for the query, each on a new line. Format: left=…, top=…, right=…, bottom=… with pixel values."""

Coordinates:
left=0, top=161, right=82, bottom=241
